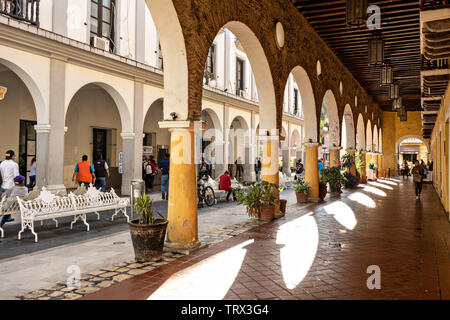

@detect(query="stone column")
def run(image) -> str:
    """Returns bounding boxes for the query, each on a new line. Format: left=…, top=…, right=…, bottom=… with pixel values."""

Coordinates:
left=213, top=140, right=225, bottom=178
left=244, top=145, right=255, bottom=181
left=121, top=133, right=135, bottom=196
left=304, top=142, right=320, bottom=202
left=34, top=124, right=50, bottom=190
left=361, top=151, right=367, bottom=180
left=346, top=149, right=357, bottom=176
left=282, top=148, right=291, bottom=176
left=46, top=58, right=67, bottom=194
left=329, top=146, right=342, bottom=168
left=261, top=133, right=280, bottom=213
left=159, top=121, right=200, bottom=254
left=133, top=81, right=144, bottom=182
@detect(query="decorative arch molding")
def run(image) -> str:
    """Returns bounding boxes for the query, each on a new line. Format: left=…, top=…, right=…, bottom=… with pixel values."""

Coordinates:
left=290, top=66, right=317, bottom=142
left=152, top=0, right=384, bottom=140
left=65, top=82, right=132, bottom=133
left=366, top=120, right=373, bottom=152
left=322, top=89, right=340, bottom=148
left=0, top=57, right=48, bottom=125
left=395, top=135, right=430, bottom=154
left=356, top=113, right=366, bottom=151
left=342, top=104, right=356, bottom=150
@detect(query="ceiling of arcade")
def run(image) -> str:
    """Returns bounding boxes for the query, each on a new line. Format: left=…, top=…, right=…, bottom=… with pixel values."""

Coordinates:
left=166, top=0, right=383, bottom=138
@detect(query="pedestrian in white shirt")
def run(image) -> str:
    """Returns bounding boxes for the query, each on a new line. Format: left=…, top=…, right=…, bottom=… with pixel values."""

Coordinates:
left=0, top=150, right=20, bottom=193
left=1, top=175, right=28, bottom=227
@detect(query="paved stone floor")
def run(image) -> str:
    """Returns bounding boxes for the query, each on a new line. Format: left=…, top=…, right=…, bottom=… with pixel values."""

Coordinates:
left=82, top=178, right=450, bottom=300
left=4, top=189, right=300, bottom=299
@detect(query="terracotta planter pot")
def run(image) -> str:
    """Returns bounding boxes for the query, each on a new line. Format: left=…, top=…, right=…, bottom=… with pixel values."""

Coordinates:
left=330, top=182, right=342, bottom=193
left=279, top=199, right=287, bottom=213
left=128, top=219, right=168, bottom=262
left=296, top=192, right=309, bottom=203
left=259, top=204, right=275, bottom=221
left=319, top=182, right=327, bottom=201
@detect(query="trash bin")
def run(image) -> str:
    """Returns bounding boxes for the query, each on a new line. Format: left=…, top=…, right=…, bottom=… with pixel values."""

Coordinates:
left=130, top=180, right=145, bottom=220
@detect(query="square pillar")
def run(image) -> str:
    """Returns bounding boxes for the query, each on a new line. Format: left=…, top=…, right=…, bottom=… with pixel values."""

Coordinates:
left=133, top=81, right=144, bottom=182
left=121, top=133, right=135, bottom=196
left=34, top=125, right=50, bottom=190
left=46, top=58, right=67, bottom=194
left=213, top=140, right=225, bottom=178
left=282, top=148, right=291, bottom=176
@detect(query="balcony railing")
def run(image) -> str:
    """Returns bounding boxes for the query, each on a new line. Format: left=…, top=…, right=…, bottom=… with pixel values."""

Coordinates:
left=420, top=0, right=450, bottom=10
left=421, top=55, right=449, bottom=71
left=0, top=0, right=39, bottom=27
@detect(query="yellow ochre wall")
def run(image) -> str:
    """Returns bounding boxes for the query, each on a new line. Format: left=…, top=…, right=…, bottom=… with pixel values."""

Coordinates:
left=431, top=84, right=450, bottom=217
left=382, top=111, right=429, bottom=176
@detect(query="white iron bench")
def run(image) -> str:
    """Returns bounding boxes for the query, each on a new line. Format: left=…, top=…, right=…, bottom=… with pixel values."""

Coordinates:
left=0, top=189, right=41, bottom=238
left=17, top=185, right=130, bottom=242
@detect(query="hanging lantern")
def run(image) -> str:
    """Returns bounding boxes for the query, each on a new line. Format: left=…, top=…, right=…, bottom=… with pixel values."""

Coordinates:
left=380, top=60, right=393, bottom=86
left=392, top=97, right=402, bottom=110
left=388, top=83, right=399, bottom=100
left=368, top=31, right=384, bottom=66
left=346, top=0, right=369, bottom=28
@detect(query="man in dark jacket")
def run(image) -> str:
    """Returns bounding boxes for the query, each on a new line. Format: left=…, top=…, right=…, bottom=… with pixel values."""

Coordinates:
left=93, top=153, right=110, bottom=192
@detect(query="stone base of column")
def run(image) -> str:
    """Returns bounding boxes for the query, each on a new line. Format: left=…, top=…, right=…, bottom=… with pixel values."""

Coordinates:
left=45, top=184, right=67, bottom=195
left=308, top=196, right=320, bottom=203
left=164, top=240, right=205, bottom=255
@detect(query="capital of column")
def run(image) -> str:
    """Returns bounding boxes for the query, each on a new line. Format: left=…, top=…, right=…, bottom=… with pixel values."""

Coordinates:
left=121, top=132, right=136, bottom=140
left=158, top=120, right=206, bottom=132
left=346, top=148, right=357, bottom=153
left=304, top=142, right=319, bottom=147
left=34, top=124, right=51, bottom=133
left=214, top=140, right=225, bottom=146
left=329, top=146, right=342, bottom=151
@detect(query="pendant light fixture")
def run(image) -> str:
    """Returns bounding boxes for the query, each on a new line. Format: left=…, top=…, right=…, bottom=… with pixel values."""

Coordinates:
left=346, top=0, right=369, bottom=28
left=368, top=31, right=384, bottom=66
left=392, top=97, right=402, bottom=110
left=389, top=83, right=399, bottom=100
left=380, top=60, right=393, bottom=86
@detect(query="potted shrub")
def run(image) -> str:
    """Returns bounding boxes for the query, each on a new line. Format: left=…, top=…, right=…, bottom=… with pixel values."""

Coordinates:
left=234, top=181, right=277, bottom=221
left=293, top=179, right=311, bottom=203
left=278, top=187, right=287, bottom=215
left=321, top=167, right=345, bottom=194
left=341, top=153, right=358, bottom=188
left=128, top=194, right=168, bottom=262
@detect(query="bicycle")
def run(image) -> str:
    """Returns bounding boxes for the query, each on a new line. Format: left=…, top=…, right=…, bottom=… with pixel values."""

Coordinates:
left=197, top=175, right=215, bottom=207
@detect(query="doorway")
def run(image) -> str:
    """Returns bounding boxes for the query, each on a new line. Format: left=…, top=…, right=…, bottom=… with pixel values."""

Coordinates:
left=93, top=128, right=107, bottom=162
left=19, top=120, right=37, bottom=183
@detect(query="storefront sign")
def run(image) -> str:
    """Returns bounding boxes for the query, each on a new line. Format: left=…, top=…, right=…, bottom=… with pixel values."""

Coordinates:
left=399, top=146, right=419, bottom=154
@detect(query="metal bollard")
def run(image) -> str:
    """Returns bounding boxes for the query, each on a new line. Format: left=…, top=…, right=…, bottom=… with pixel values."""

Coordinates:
left=130, top=180, right=145, bottom=221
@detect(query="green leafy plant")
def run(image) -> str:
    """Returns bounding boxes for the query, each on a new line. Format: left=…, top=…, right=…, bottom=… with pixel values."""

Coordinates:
left=341, top=153, right=355, bottom=171
left=293, top=179, right=311, bottom=194
left=355, top=151, right=365, bottom=177
left=134, top=194, right=165, bottom=225
left=233, top=181, right=278, bottom=218
left=321, top=167, right=345, bottom=186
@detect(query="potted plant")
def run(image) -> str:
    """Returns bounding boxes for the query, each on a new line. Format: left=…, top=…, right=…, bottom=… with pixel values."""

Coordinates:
left=234, top=181, right=277, bottom=221
left=128, top=194, right=168, bottom=262
left=293, top=179, right=311, bottom=203
left=278, top=187, right=287, bottom=215
left=341, top=153, right=358, bottom=188
left=321, top=167, right=345, bottom=193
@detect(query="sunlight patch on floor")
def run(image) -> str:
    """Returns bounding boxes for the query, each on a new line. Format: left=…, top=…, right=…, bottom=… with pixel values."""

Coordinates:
left=324, top=201, right=357, bottom=230
left=362, top=186, right=387, bottom=197
left=147, top=239, right=254, bottom=300
left=376, top=179, right=398, bottom=186
left=276, top=213, right=319, bottom=289
left=348, top=192, right=376, bottom=208
left=368, top=181, right=394, bottom=190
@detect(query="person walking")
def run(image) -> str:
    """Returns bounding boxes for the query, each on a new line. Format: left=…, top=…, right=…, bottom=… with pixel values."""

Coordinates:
left=318, top=159, right=324, bottom=174
left=93, top=153, right=109, bottom=192
left=0, top=150, right=20, bottom=195
left=144, top=158, right=156, bottom=192
left=294, top=162, right=304, bottom=181
left=158, top=153, right=170, bottom=200
left=219, top=170, right=234, bottom=201
left=401, top=160, right=409, bottom=178
left=411, top=160, right=425, bottom=199
left=72, top=155, right=96, bottom=188
left=1, top=175, right=28, bottom=227
left=27, top=157, right=36, bottom=189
